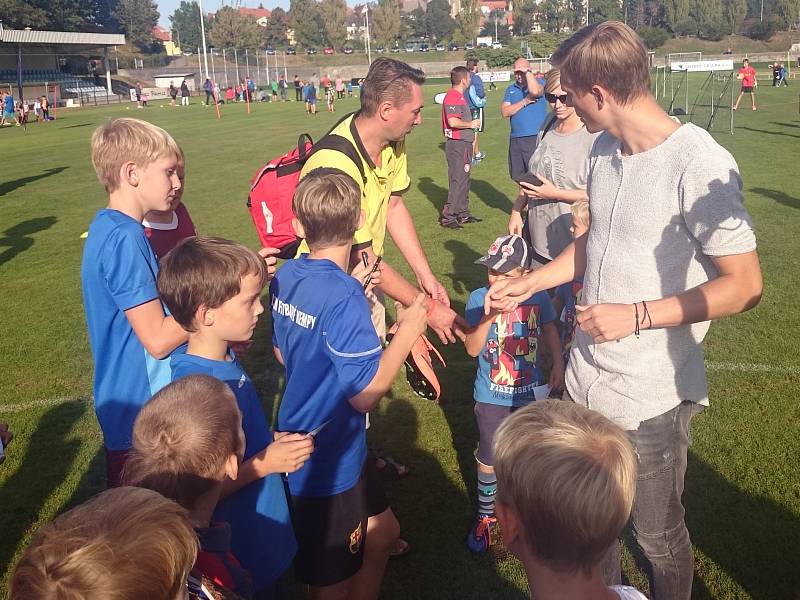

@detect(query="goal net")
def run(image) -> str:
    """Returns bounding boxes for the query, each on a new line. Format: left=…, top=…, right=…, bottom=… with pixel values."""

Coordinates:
left=666, top=52, right=702, bottom=70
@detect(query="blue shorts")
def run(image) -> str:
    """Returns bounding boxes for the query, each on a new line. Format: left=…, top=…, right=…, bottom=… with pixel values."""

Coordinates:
left=3, top=111, right=14, bottom=120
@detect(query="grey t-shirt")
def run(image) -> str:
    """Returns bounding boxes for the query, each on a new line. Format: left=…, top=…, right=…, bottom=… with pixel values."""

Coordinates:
left=527, top=124, right=600, bottom=260
left=566, top=124, right=757, bottom=429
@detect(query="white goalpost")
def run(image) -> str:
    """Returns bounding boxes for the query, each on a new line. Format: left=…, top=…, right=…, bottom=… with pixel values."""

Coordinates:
left=666, top=52, right=702, bottom=69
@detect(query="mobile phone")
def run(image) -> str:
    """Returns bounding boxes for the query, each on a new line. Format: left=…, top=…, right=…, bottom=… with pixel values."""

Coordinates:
left=514, top=172, right=543, bottom=187
left=363, top=256, right=383, bottom=290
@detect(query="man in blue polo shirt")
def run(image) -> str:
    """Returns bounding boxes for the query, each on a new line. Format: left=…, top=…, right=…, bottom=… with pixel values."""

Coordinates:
left=501, top=57, right=546, bottom=181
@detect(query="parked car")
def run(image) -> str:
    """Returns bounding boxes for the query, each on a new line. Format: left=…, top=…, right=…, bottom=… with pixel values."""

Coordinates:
left=343, top=46, right=354, bottom=54
left=405, top=42, right=415, bottom=53
left=323, top=47, right=334, bottom=55
left=391, top=45, right=401, bottom=53
left=306, top=47, right=317, bottom=55
left=435, top=43, right=445, bottom=51
left=266, top=47, right=276, bottom=55
left=449, top=42, right=460, bottom=51
left=464, top=42, right=475, bottom=50
left=478, top=42, right=489, bottom=48
left=376, top=45, right=385, bottom=53
left=419, top=43, right=429, bottom=52
left=492, top=41, right=502, bottom=49
left=286, top=47, right=296, bottom=55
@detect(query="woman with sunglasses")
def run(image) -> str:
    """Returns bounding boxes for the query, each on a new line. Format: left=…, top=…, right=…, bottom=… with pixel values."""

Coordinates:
left=508, top=68, right=601, bottom=265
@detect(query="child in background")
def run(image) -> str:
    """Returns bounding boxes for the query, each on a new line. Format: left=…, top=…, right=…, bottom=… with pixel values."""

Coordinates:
left=303, top=81, right=311, bottom=113
left=125, top=374, right=254, bottom=598
left=10, top=487, right=199, bottom=600
left=81, top=118, right=188, bottom=487
left=158, top=236, right=313, bottom=597
left=306, top=81, right=318, bottom=115
left=142, top=161, right=197, bottom=260
left=326, top=83, right=335, bottom=112
left=553, top=200, right=589, bottom=366
left=33, top=97, right=41, bottom=121
left=463, top=234, right=564, bottom=555
left=271, top=169, right=428, bottom=600
left=493, top=400, right=647, bottom=600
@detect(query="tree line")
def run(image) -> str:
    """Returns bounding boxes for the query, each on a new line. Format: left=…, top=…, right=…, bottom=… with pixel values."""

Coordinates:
left=0, top=0, right=795, bottom=55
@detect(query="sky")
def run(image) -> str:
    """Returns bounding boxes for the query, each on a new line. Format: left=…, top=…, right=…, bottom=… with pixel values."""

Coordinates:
left=156, top=0, right=358, bottom=27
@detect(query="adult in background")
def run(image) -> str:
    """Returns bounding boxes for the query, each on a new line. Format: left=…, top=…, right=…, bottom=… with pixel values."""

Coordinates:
left=279, top=74, right=288, bottom=100
left=180, top=79, right=190, bottom=106
left=466, top=59, right=486, bottom=162
left=486, top=22, right=762, bottom=600
left=135, top=81, right=143, bottom=108
left=440, top=66, right=481, bottom=229
left=508, top=68, right=600, bottom=264
left=294, top=73, right=302, bottom=101
left=501, top=58, right=546, bottom=186
left=203, top=77, right=214, bottom=106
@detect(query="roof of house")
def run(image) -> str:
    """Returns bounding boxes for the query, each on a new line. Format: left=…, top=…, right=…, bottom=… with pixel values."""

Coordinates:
left=238, top=7, right=271, bottom=19
left=152, top=26, right=172, bottom=43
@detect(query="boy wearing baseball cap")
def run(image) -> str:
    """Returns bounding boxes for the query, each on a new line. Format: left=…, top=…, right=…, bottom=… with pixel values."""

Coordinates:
left=463, top=234, right=564, bottom=555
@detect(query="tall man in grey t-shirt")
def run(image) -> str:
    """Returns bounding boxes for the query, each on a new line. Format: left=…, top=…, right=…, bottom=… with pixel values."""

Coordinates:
left=483, top=22, right=762, bottom=600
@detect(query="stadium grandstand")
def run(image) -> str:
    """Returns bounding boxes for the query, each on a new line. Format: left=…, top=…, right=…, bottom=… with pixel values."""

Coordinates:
left=0, top=27, right=126, bottom=107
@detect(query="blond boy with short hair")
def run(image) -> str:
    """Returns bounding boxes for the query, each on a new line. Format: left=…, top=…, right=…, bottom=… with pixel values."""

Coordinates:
left=485, top=21, right=761, bottom=599
left=11, top=486, right=198, bottom=599
left=493, top=399, right=646, bottom=600
left=125, top=374, right=254, bottom=598
left=82, top=118, right=189, bottom=487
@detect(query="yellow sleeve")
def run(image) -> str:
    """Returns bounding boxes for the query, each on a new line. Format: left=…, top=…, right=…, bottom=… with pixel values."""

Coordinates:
left=391, top=140, right=411, bottom=194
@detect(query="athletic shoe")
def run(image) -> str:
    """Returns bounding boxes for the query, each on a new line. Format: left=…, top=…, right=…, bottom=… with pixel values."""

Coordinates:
left=474, top=151, right=486, bottom=161
left=458, top=215, right=483, bottom=224
left=467, top=515, right=498, bottom=554
left=440, top=220, right=463, bottom=229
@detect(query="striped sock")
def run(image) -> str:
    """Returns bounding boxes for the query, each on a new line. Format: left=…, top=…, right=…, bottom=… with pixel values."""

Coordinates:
left=477, top=469, right=497, bottom=517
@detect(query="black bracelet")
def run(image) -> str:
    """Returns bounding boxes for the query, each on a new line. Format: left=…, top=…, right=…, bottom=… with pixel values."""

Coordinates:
left=634, top=302, right=640, bottom=339
left=641, top=300, right=651, bottom=330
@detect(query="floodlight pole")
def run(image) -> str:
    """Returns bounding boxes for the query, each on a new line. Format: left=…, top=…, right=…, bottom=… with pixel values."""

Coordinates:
left=223, top=48, right=229, bottom=88
left=365, top=5, right=372, bottom=65
left=197, top=0, right=210, bottom=80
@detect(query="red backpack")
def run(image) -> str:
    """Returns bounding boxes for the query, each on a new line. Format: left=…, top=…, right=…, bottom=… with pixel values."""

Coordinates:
left=247, top=115, right=366, bottom=259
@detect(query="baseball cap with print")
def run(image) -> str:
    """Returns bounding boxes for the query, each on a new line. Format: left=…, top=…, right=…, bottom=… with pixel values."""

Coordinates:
left=474, top=234, right=530, bottom=273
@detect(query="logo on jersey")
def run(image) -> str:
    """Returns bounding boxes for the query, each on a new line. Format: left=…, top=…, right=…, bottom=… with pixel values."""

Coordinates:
left=349, top=522, right=363, bottom=554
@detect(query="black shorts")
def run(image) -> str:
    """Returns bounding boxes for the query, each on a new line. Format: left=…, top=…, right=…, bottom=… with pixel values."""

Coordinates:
left=508, top=135, right=539, bottom=180
left=290, top=457, right=389, bottom=586
left=475, top=403, right=517, bottom=466
left=741, top=85, right=754, bottom=93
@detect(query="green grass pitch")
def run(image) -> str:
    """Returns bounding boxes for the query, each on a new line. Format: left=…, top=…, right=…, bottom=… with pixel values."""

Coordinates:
left=0, top=81, right=798, bottom=599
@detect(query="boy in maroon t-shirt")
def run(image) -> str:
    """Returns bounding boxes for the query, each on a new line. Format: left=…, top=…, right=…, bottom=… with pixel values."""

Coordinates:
left=440, top=66, right=481, bottom=229
left=142, top=161, right=198, bottom=260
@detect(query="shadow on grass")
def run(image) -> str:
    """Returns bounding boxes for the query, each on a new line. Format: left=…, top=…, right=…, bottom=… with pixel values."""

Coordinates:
left=0, top=166, right=68, bottom=196
left=768, top=121, right=800, bottom=129
left=0, top=216, right=57, bottom=268
left=372, top=395, right=527, bottom=600
left=684, top=451, right=800, bottom=599
left=749, top=187, right=799, bottom=210
left=443, top=239, right=484, bottom=297
left=471, top=179, right=512, bottom=215
left=737, top=126, right=800, bottom=139
left=61, top=123, right=93, bottom=129
left=418, top=175, right=447, bottom=214
left=0, top=400, right=88, bottom=573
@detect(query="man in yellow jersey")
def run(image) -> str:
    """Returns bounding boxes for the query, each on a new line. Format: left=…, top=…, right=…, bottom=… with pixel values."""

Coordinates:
left=300, top=58, right=466, bottom=344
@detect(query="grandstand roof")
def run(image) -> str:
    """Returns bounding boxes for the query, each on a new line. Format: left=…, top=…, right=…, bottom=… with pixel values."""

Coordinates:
left=0, top=29, right=125, bottom=46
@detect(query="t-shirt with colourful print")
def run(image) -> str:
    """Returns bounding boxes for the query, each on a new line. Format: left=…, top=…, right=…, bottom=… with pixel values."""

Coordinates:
left=465, top=286, right=556, bottom=407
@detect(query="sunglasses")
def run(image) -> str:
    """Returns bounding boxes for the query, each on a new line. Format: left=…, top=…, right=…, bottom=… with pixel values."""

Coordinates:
left=545, top=93, right=568, bottom=104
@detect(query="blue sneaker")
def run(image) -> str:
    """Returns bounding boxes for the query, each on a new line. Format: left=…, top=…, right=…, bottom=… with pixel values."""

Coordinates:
left=466, top=515, right=498, bottom=554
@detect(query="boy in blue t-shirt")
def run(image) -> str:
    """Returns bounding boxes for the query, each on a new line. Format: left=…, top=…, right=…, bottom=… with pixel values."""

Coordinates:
left=271, top=168, right=428, bottom=598
left=553, top=201, right=589, bottom=366
left=81, top=118, right=189, bottom=487
left=157, top=235, right=313, bottom=595
left=464, top=234, right=564, bottom=554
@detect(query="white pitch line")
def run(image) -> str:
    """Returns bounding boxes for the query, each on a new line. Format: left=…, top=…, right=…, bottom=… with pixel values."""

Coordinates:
left=0, top=360, right=794, bottom=414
